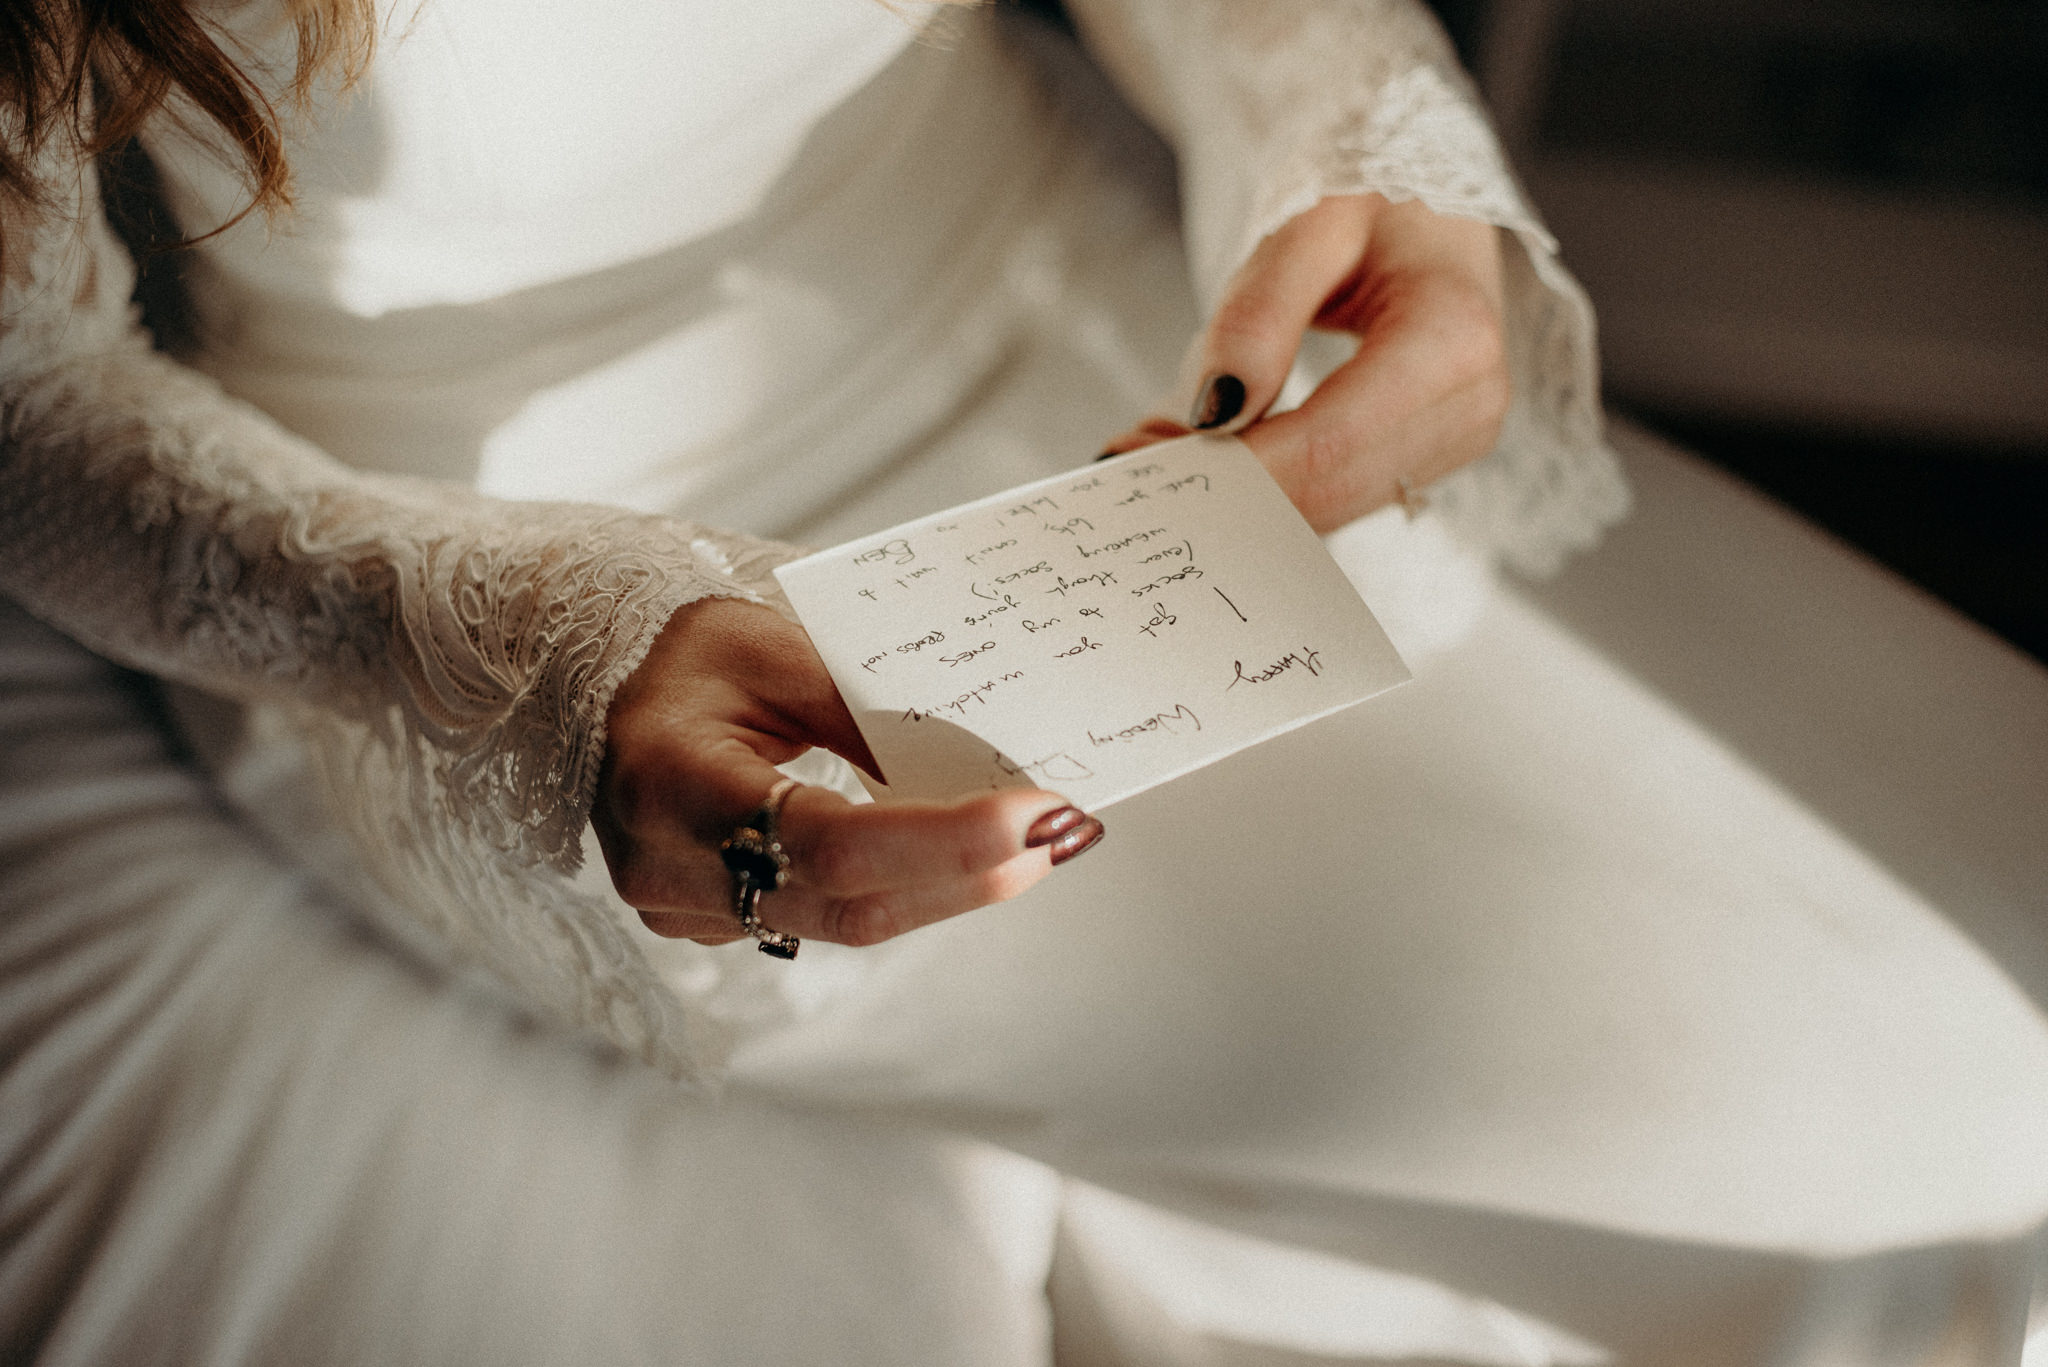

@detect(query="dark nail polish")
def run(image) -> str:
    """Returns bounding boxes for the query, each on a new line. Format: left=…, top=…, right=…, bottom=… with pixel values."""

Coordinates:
left=1048, top=818, right=1105, bottom=866
left=1025, top=806, right=1088, bottom=848
left=1190, top=373, right=1246, bottom=430
left=1095, top=448, right=1120, bottom=462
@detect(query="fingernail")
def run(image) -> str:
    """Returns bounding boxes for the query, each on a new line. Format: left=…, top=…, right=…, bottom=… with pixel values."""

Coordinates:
left=1189, top=373, right=1245, bottom=430
left=1025, top=805, right=1088, bottom=848
left=1048, top=817, right=1105, bottom=866
left=1095, top=448, right=1120, bottom=462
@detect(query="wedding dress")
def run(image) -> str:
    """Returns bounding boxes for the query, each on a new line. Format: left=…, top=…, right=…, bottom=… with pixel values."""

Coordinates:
left=4, top=1, right=2048, bottom=1363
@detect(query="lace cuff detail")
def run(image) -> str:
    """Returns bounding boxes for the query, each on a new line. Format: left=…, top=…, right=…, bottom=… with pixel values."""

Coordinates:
left=1067, top=0, right=1629, bottom=575
left=2, top=147, right=796, bottom=1076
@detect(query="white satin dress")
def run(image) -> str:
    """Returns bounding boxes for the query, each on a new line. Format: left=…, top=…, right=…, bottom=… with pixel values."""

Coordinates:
left=3, top=2, right=2048, bottom=1364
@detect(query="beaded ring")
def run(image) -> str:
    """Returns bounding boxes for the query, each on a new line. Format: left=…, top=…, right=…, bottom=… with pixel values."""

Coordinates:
left=718, top=777, right=802, bottom=959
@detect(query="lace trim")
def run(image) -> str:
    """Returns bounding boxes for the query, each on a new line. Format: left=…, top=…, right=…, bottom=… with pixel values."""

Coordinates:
left=2, top=148, right=799, bottom=1078
left=1070, top=0, right=1631, bottom=576
left=1244, top=60, right=1629, bottom=577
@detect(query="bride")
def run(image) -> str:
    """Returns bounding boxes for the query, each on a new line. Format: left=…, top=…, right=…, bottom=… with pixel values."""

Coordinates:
left=5, top=0, right=2047, bottom=1361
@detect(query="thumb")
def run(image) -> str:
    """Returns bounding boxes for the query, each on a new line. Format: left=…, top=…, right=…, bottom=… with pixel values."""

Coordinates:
left=744, top=614, right=887, bottom=785
left=1181, top=196, right=1376, bottom=435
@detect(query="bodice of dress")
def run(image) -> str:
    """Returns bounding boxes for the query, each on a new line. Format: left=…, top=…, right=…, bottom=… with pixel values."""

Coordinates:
left=0, top=0, right=1626, bottom=1078
left=175, top=0, right=927, bottom=313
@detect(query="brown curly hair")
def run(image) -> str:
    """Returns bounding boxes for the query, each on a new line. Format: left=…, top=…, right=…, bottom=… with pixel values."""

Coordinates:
left=1, top=0, right=374, bottom=235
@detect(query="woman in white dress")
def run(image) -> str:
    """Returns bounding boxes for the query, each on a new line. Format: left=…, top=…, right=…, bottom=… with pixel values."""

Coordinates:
left=4, top=1, right=2048, bottom=1362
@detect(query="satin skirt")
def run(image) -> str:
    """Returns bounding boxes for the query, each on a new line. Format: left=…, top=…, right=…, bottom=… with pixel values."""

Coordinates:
left=7, top=423, right=2048, bottom=1366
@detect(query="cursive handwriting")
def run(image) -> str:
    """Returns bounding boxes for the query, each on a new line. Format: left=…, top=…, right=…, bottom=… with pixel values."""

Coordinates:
left=852, top=538, right=915, bottom=568
left=993, top=750, right=1096, bottom=784
left=1227, top=647, right=1324, bottom=689
left=1136, top=602, right=1178, bottom=639
left=902, top=671, right=1027, bottom=721
left=990, top=561, right=1053, bottom=586
left=971, top=562, right=1054, bottom=600
left=1048, top=570, right=1118, bottom=598
left=1076, top=527, right=1169, bottom=559
left=940, top=640, right=999, bottom=668
left=1139, top=539, right=1193, bottom=565
left=1128, top=564, right=1203, bottom=597
left=1086, top=703, right=1202, bottom=748
left=1000, top=496, right=1060, bottom=523
left=965, top=539, right=1017, bottom=566
left=963, top=593, right=1020, bottom=626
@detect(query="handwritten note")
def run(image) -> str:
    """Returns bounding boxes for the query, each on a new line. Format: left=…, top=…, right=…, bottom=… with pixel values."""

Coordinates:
left=774, top=434, right=1409, bottom=807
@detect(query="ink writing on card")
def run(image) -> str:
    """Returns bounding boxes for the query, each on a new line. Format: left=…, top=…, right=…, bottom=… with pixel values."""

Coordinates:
left=774, top=434, right=1411, bottom=809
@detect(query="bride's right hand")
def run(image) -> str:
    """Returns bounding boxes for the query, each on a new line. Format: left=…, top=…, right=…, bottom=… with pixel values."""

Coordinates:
left=592, top=597, right=1103, bottom=947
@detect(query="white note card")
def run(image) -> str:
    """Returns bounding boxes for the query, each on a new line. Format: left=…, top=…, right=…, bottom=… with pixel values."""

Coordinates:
left=774, top=434, right=1409, bottom=808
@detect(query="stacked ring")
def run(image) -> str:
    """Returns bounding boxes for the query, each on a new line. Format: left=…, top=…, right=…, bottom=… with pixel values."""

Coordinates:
left=718, top=777, right=802, bottom=959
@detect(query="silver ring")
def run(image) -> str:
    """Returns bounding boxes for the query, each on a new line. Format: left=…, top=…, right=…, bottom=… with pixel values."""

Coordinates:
left=719, top=777, right=802, bottom=959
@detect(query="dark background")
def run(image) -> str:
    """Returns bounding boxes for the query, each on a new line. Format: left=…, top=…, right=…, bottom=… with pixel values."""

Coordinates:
left=1434, top=0, right=2048, bottom=663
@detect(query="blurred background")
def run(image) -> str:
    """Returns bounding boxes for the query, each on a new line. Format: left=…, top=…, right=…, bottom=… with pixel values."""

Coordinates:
left=1427, top=0, right=2048, bottom=662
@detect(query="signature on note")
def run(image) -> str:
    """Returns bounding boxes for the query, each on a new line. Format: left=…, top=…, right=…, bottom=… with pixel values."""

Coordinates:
left=1227, top=648, right=1324, bottom=689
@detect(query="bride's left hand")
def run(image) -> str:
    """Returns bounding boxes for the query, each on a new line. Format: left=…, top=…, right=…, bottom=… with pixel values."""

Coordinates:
left=1100, top=194, right=1510, bottom=533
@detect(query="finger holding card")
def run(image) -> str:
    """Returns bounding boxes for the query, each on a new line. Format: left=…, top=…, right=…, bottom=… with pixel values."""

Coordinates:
left=606, top=434, right=1407, bottom=954
left=594, top=597, right=1082, bottom=949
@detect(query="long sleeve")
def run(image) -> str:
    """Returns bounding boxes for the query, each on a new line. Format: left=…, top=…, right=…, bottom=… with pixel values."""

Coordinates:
left=0, top=137, right=794, bottom=1077
left=1062, top=0, right=1630, bottom=575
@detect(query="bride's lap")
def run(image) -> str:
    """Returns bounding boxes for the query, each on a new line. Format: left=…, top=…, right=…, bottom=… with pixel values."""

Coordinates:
left=725, top=577, right=2048, bottom=1353
left=0, top=599, right=1057, bottom=1367
left=7, top=536, right=2047, bottom=1362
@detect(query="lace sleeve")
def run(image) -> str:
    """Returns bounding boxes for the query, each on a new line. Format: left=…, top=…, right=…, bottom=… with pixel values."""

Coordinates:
left=1062, top=0, right=1629, bottom=575
left=1, top=139, right=793, bottom=1077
